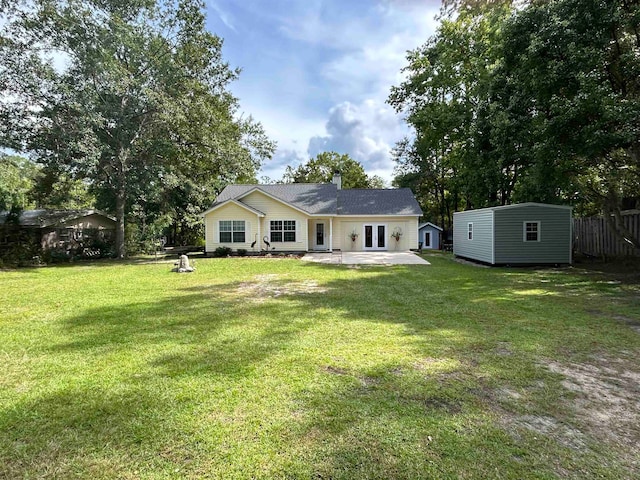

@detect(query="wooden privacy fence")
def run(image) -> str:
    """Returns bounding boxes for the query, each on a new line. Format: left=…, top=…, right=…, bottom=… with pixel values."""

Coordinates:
left=573, top=212, right=640, bottom=257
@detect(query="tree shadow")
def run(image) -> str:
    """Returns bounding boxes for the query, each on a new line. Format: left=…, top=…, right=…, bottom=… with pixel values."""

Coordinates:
left=0, top=384, right=189, bottom=478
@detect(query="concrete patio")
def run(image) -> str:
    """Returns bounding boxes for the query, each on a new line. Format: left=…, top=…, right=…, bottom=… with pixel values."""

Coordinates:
left=301, top=251, right=430, bottom=265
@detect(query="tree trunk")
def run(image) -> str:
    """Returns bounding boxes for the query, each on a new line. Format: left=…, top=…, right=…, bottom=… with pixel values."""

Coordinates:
left=115, top=187, right=126, bottom=258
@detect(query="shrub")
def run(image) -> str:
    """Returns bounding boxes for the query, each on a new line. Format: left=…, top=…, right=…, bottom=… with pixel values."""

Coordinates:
left=237, top=248, right=247, bottom=256
left=44, top=247, right=71, bottom=264
left=213, top=246, right=232, bottom=257
left=0, top=225, right=42, bottom=267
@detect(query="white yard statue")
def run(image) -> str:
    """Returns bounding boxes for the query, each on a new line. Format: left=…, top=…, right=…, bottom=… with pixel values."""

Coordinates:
left=173, top=254, right=195, bottom=273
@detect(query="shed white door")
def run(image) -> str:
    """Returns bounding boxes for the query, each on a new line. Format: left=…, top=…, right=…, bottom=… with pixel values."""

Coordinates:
left=424, top=231, right=432, bottom=248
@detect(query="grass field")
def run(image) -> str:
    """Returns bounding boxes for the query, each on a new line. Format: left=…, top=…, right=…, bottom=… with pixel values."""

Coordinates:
left=1, top=253, right=639, bottom=479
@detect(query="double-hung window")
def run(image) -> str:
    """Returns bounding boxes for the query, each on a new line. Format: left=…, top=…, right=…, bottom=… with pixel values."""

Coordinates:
left=467, top=223, right=473, bottom=241
left=219, top=220, right=245, bottom=243
left=523, top=221, right=540, bottom=242
left=270, top=220, right=296, bottom=242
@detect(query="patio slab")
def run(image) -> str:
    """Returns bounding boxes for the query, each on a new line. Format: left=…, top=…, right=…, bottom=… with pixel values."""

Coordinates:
left=301, top=251, right=430, bottom=265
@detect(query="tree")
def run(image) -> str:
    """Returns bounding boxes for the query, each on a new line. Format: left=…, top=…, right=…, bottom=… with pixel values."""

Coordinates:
left=0, top=154, right=39, bottom=211
left=0, top=0, right=274, bottom=257
left=283, top=152, right=384, bottom=189
left=498, top=0, right=640, bottom=247
left=390, top=0, right=640, bottom=250
left=389, top=6, right=510, bottom=227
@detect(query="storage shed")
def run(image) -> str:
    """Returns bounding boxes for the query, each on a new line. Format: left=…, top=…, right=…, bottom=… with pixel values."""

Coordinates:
left=453, top=203, right=572, bottom=265
left=418, top=222, right=442, bottom=250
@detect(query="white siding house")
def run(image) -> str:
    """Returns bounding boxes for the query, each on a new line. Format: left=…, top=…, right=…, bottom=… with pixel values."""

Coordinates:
left=203, top=176, right=423, bottom=254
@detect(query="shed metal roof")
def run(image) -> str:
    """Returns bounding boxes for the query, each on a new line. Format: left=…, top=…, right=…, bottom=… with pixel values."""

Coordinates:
left=453, top=202, right=573, bottom=215
left=418, top=222, right=443, bottom=231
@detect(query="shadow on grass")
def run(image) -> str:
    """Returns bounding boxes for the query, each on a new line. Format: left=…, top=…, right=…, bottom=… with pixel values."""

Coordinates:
left=2, top=256, right=639, bottom=478
left=0, top=384, right=187, bottom=478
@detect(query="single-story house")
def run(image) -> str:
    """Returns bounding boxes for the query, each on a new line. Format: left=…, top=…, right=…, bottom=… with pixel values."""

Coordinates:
left=0, top=209, right=116, bottom=251
left=202, top=174, right=422, bottom=254
left=453, top=202, right=572, bottom=265
left=418, top=222, right=442, bottom=250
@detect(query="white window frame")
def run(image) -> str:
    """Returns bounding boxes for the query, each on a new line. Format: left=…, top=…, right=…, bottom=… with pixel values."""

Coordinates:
left=219, top=220, right=246, bottom=243
left=467, top=222, right=473, bottom=241
left=270, top=220, right=296, bottom=243
left=523, top=221, right=541, bottom=242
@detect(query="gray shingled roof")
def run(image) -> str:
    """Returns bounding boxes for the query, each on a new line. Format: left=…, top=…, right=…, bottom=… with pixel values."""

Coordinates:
left=214, top=184, right=338, bottom=215
left=0, top=209, right=115, bottom=227
left=210, top=184, right=422, bottom=217
left=337, top=189, right=422, bottom=215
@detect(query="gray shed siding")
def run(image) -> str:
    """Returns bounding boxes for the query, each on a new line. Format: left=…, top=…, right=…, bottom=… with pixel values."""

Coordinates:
left=494, top=205, right=571, bottom=264
left=453, top=210, right=494, bottom=263
left=418, top=224, right=441, bottom=249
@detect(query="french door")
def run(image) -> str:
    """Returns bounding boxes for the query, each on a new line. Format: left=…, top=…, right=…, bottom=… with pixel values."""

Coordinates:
left=314, top=222, right=326, bottom=250
left=363, top=224, right=386, bottom=250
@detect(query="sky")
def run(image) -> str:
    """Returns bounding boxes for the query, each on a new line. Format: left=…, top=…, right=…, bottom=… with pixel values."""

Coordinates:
left=203, top=0, right=441, bottom=185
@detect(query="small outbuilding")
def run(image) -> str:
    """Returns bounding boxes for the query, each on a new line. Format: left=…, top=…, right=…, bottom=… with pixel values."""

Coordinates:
left=418, top=222, right=442, bottom=250
left=453, top=203, right=572, bottom=265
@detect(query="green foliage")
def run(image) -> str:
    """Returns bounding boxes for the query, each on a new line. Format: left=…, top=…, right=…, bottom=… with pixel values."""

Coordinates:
left=283, top=152, right=385, bottom=189
left=0, top=224, right=41, bottom=267
left=389, top=6, right=511, bottom=228
left=0, top=155, right=39, bottom=211
left=391, top=0, right=640, bottom=246
left=0, top=0, right=275, bottom=258
left=236, top=248, right=247, bottom=256
left=33, top=167, right=95, bottom=210
left=213, top=246, right=232, bottom=257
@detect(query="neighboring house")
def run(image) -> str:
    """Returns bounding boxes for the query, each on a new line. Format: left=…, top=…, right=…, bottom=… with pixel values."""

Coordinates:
left=202, top=174, right=422, bottom=254
left=453, top=203, right=572, bottom=265
left=418, top=222, right=442, bottom=250
left=0, top=209, right=116, bottom=252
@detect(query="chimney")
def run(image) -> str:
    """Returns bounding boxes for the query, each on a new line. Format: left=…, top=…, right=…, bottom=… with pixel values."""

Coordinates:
left=332, top=171, right=342, bottom=190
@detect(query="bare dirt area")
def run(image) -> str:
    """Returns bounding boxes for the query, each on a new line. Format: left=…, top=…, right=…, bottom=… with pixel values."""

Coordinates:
left=545, top=356, right=640, bottom=454
left=235, top=274, right=327, bottom=301
left=493, top=354, right=640, bottom=474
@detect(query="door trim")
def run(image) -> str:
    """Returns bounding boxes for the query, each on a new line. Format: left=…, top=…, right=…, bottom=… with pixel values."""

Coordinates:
left=363, top=224, right=387, bottom=251
left=314, top=221, right=327, bottom=250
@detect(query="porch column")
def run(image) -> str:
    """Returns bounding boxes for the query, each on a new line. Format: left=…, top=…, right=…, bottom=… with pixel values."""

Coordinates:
left=257, top=214, right=261, bottom=252
left=329, top=217, right=333, bottom=252
left=306, top=218, right=309, bottom=251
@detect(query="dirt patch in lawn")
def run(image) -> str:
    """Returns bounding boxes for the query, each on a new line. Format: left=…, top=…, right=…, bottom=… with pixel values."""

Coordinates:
left=495, top=355, right=640, bottom=473
left=235, top=274, right=327, bottom=301
left=512, top=415, right=588, bottom=451
left=545, top=356, right=640, bottom=452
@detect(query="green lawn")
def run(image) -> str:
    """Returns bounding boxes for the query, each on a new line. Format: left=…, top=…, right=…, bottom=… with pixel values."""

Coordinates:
left=1, top=254, right=639, bottom=479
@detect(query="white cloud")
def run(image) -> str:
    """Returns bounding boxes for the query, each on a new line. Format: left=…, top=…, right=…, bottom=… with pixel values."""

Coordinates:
left=223, top=0, right=440, bottom=184
left=306, top=99, right=408, bottom=182
left=207, top=1, right=237, bottom=32
left=260, top=148, right=306, bottom=182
